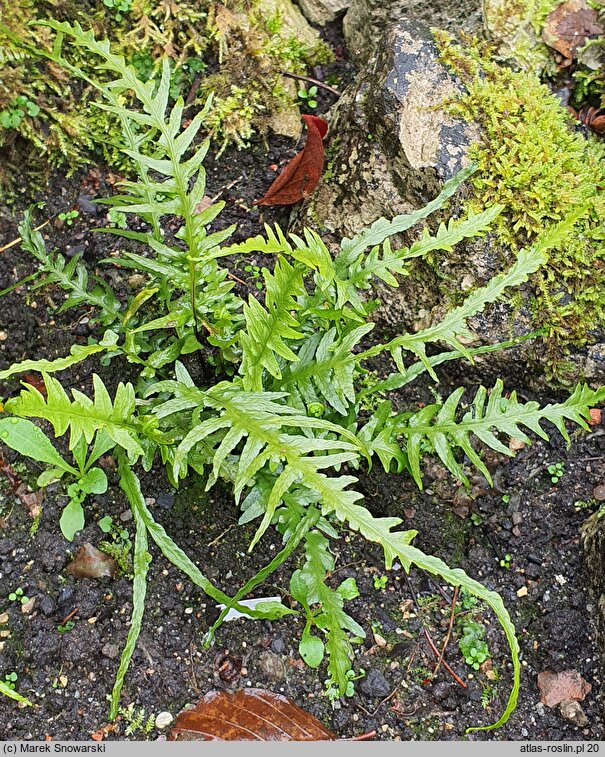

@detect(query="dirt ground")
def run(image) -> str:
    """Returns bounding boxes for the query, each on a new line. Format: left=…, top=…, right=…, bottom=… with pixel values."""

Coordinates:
left=0, top=20, right=603, bottom=743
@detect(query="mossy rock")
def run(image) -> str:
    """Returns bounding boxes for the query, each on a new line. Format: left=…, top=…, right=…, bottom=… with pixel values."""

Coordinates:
left=296, top=17, right=605, bottom=389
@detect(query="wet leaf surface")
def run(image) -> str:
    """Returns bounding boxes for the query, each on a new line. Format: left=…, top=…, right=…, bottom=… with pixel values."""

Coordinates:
left=543, top=0, right=602, bottom=60
left=255, top=116, right=328, bottom=206
left=169, top=688, right=337, bottom=741
left=65, top=543, right=118, bottom=579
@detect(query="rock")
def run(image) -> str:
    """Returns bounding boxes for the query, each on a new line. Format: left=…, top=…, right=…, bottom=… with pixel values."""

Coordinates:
left=297, top=0, right=350, bottom=25
left=257, top=650, right=287, bottom=682
left=537, top=670, right=592, bottom=708
left=38, top=595, right=55, bottom=617
left=101, top=642, right=120, bottom=660
left=359, top=668, right=390, bottom=698
left=155, top=712, right=174, bottom=730
left=559, top=699, right=589, bottom=727
left=343, top=0, right=483, bottom=64
left=593, top=484, right=605, bottom=502
left=270, top=636, right=285, bottom=654
left=156, top=492, right=176, bottom=510
left=295, top=16, right=605, bottom=389
left=431, top=681, right=452, bottom=702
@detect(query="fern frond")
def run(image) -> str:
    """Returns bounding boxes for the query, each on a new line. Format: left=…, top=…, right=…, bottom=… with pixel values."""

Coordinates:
left=359, top=246, right=546, bottom=378
left=240, top=257, right=305, bottom=391
left=400, top=379, right=605, bottom=488
left=171, top=381, right=365, bottom=548
left=321, top=495, right=520, bottom=732
left=333, top=206, right=503, bottom=308
left=337, top=164, right=476, bottom=265
left=19, top=210, right=120, bottom=323
left=276, top=324, right=373, bottom=414
left=5, top=373, right=144, bottom=459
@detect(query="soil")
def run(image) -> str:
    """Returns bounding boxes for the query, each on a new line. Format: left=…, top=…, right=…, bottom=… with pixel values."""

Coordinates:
left=0, top=17, right=603, bottom=744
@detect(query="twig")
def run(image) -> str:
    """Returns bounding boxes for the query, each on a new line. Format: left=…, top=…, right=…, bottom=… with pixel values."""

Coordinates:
left=348, top=731, right=377, bottom=741
left=281, top=71, right=341, bottom=97
left=227, top=271, right=247, bottom=286
left=0, top=220, right=50, bottom=254
left=405, top=574, right=466, bottom=689
left=207, top=523, right=237, bottom=548
left=432, top=585, right=459, bottom=678
left=59, top=607, right=79, bottom=626
left=184, top=74, right=204, bottom=106
left=423, top=629, right=467, bottom=689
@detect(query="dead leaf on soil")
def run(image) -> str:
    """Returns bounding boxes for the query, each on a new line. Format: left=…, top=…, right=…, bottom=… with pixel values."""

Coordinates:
left=0, top=454, right=44, bottom=519
left=588, top=408, right=602, bottom=425
left=65, top=543, right=118, bottom=579
left=537, top=669, right=592, bottom=707
left=169, top=689, right=337, bottom=741
left=542, top=0, right=603, bottom=61
left=255, top=115, right=328, bottom=206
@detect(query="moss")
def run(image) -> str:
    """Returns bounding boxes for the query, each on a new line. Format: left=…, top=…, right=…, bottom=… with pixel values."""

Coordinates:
left=436, top=33, right=605, bottom=382
left=0, top=0, right=333, bottom=198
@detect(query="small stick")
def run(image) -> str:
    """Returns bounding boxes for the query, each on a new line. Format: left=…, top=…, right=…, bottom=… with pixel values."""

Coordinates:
left=423, top=628, right=467, bottom=689
left=59, top=607, right=79, bottom=626
left=432, top=585, right=459, bottom=678
left=0, top=220, right=50, bottom=254
left=348, top=731, right=377, bottom=741
left=227, top=271, right=247, bottom=286
left=281, top=71, right=341, bottom=97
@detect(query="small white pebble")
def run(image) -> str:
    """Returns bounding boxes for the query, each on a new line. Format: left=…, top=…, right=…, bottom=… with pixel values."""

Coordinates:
left=155, top=712, right=173, bottom=730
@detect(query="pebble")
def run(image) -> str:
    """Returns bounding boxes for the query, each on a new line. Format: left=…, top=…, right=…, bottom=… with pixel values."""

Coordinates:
left=270, top=637, right=285, bottom=654
left=57, top=586, right=75, bottom=607
left=155, top=712, right=173, bottom=730
left=359, top=668, right=390, bottom=698
left=101, top=643, right=120, bottom=660
left=38, top=595, right=55, bottom=617
left=119, top=509, right=133, bottom=523
left=257, top=651, right=286, bottom=682
left=512, top=512, right=523, bottom=525
left=593, top=484, right=605, bottom=501
left=431, top=681, right=452, bottom=702
left=156, top=492, right=175, bottom=510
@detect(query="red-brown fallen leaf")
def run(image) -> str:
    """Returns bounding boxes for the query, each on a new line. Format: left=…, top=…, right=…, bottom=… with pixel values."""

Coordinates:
left=255, top=115, right=328, bottom=206
left=588, top=407, right=602, bottom=425
left=169, top=689, right=336, bottom=741
left=542, top=0, right=602, bottom=61
left=538, top=670, right=592, bottom=708
left=65, top=543, right=118, bottom=579
left=23, top=373, right=47, bottom=397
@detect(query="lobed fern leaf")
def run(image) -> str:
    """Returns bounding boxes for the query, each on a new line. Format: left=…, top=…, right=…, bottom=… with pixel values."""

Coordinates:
left=5, top=373, right=144, bottom=459
left=400, top=379, right=605, bottom=488
left=240, top=257, right=306, bottom=391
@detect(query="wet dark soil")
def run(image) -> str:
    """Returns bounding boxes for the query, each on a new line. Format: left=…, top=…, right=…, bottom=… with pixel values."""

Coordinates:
left=0, top=22, right=604, bottom=743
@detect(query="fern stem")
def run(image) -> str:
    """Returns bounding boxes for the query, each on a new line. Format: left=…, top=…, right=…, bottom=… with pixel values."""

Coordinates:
left=204, top=507, right=321, bottom=643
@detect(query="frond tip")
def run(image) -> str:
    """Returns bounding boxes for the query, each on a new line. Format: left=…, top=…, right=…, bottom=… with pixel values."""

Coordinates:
left=400, top=379, right=605, bottom=488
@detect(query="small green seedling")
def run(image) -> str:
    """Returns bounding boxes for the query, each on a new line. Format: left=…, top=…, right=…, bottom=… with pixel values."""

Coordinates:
left=324, top=668, right=365, bottom=701
left=57, top=210, right=80, bottom=227
left=547, top=462, right=565, bottom=484
left=297, top=85, right=318, bottom=109
left=501, top=494, right=510, bottom=504
left=57, top=620, right=75, bottom=634
left=499, top=553, right=512, bottom=570
left=470, top=512, right=483, bottom=526
left=103, top=0, right=133, bottom=20
left=373, top=574, right=388, bottom=590
left=458, top=619, right=491, bottom=670
left=573, top=498, right=596, bottom=511
left=3, top=672, right=17, bottom=690
left=243, top=264, right=264, bottom=290
left=107, top=209, right=128, bottom=229
left=0, top=96, right=40, bottom=129
left=8, top=588, right=29, bottom=605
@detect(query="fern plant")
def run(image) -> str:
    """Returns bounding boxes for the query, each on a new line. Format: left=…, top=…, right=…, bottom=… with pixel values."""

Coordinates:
left=1, top=21, right=604, bottom=733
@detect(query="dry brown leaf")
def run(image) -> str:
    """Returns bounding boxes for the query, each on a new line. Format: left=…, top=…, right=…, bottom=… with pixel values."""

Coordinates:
left=588, top=408, right=602, bottom=425
left=65, top=544, right=118, bottom=579
left=169, top=689, right=336, bottom=741
left=538, top=670, right=592, bottom=707
left=543, top=0, right=602, bottom=60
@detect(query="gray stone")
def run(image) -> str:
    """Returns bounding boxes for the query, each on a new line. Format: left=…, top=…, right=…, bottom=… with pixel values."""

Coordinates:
left=359, top=668, right=390, bottom=698
left=297, top=0, right=350, bottom=25
left=294, top=17, right=605, bottom=390
left=257, top=650, right=287, bottom=682
left=344, top=0, right=483, bottom=64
